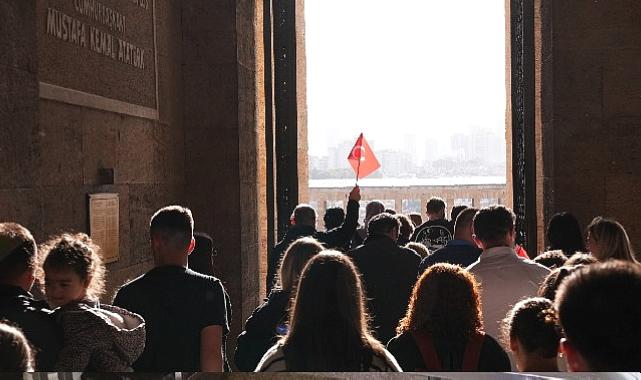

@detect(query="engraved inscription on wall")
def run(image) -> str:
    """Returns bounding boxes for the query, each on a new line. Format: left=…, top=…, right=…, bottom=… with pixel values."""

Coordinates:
left=38, top=0, right=156, bottom=108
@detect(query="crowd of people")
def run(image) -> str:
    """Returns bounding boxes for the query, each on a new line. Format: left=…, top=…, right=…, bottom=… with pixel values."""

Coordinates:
left=1, top=187, right=641, bottom=373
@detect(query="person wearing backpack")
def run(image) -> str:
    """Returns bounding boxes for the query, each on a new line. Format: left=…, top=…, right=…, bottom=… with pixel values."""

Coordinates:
left=387, top=263, right=510, bottom=371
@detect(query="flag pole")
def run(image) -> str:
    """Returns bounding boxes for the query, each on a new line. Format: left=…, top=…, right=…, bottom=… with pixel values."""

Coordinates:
left=355, top=155, right=361, bottom=185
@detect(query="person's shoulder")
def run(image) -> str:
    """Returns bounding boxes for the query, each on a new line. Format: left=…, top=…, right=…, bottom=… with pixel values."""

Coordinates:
left=371, top=347, right=402, bottom=372
left=398, top=247, right=421, bottom=263
left=413, top=221, right=430, bottom=233
left=116, top=273, right=147, bottom=292
left=480, top=333, right=511, bottom=370
left=255, top=343, right=286, bottom=372
left=185, top=269, right=226, bottom=290
left=521, top=258, right=552, bottom=275
left=482, top=333, right=505, bottom=351
left=466, top=259, right=482, bottom=272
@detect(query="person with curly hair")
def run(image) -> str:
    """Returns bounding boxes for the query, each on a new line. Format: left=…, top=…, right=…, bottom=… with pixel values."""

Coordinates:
left=387, top=263, right=510, bottom=371
left=502, top=298, right=561, bottom=371
left=42, top=233, right=145, bottom=371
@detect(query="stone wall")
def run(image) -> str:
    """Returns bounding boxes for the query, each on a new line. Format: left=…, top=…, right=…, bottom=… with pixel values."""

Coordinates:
left=181, top=0, right=266, bottom=355
left=1, top=0, right=188, bottom=299
left=0, top=0, right=266, bottom=327
left=537, top=0, right=641, bottom=252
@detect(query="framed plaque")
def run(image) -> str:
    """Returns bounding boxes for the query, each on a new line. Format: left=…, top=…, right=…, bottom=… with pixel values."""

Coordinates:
left=88, top=193, right=119, bottom=263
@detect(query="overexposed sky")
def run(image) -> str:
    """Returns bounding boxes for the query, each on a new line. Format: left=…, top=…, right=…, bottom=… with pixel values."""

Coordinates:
left=305, top=0, right=506, bottom=157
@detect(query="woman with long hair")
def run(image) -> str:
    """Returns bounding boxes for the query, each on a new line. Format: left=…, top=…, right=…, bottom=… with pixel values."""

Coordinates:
left=387, top=263, right=510, bottom=371
left=586, top=217, right=638, bottom=263
left=256, top=251, right=401, bottom=372
left=235, top=237, right=324, bottom=371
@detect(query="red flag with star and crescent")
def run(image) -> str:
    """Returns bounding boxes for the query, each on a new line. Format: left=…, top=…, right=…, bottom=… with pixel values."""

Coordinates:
left=348, top=133, right=380, bottom=180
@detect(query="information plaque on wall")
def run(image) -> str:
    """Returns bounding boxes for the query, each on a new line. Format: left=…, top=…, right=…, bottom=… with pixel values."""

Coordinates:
left=89, top=193, right=120, bottom=263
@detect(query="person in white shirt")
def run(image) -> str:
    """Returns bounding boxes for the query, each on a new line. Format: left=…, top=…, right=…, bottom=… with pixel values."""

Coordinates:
left=466, top=206, right=550, bottom=368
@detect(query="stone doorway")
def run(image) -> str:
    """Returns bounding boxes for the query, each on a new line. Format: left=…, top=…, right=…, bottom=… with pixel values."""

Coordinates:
left=264, top=0, right=538, bottom=255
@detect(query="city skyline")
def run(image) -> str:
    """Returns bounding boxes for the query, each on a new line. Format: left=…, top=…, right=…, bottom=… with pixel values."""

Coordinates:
left=305, top=0, right=506, bottom=163
left=309, top=128, right=505, bottom=180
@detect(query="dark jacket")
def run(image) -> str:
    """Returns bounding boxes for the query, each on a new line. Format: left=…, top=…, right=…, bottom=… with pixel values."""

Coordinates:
left=0, top=284, right=62, bottom=371
left=348, top=236, right=421, bottom=344
left=411, top=218, right=453, bottom=252
left=267, top=199, right=359, bottom=291
left=418, top=239, right=482, bottom=275
left=387, top=330, right=511, bottom=371
left=234, top=290, right=290, bottom=371
left=53, top=301, right=146, bottom=372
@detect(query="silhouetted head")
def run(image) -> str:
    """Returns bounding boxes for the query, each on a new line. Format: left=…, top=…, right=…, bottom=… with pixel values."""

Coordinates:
left=453, top=207, right=478, bottom=242
left=291, top=204, right=317, bottom=228
left=533, top=250, right=568, bottom=270
left=396, top=214, right=414, bottom=242
left=426, top=197, right=447, bottom=220
left=42, top=233, right=105, bottom=308
left=368, top=213, right=400, bottom=241
left=546, top=212, right=585, bottom=256
left=565, top=253, right=597, bottom=266
left=556, top=261, right=641, bottom=371
left=405, top=242, right=429, bottom=259
left=502, top=298, right=561, bottom=371
left=323, top=207, right=345, bottom=230
left=364, top=201, right=385, bottom=224
left=150, top=206, right=195, bottom=261
left=451, top=205, right=468, bottom=226
left=0, top=223, right=37, bottom=291
left=472, top=206, right=516, bottom=249
left=276, top=237, right=324, bottom=293
left=188, top=232, right=215, bottom=276
left=408, top=213, right=423, bottom=227
left=0, top=322, right=34, bottom=371
left=397, top=263, right=482, bottom=343
left=537, top=264, right=585, bottom=301
left=586, top=217, right=637, bottom=263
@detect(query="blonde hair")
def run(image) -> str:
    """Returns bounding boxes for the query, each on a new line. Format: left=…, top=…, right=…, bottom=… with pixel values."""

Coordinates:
left=41, top=233, right=106, bottom=300
left=276, top=237, right=324, bottom=292
left=587, top=217, right=637, bottom=263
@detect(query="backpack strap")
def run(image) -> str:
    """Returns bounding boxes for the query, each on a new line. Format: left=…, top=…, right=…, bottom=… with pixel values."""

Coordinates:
left=462, top=331, right=485, bottom=371
left=411, top=329, right=443, bottom=371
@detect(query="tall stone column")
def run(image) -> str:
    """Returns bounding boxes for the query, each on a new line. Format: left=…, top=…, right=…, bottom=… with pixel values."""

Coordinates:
left=181, top=0, right=266, bottom=358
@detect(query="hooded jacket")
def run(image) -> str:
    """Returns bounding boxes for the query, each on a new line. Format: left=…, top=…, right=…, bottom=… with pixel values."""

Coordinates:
left=54, top=301, right=146, bottom=372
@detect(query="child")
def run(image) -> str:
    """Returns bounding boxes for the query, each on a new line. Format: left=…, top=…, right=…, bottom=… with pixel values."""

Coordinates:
left=502, top=297, right=561, bottom=372
left=42, top=233, right=145, bottom=372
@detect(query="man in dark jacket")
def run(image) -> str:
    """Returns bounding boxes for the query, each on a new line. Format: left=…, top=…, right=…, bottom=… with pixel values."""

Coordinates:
left=418, top=207, right=482, bottom=275
left=348, top=213, right=421, bottom=344
left=0, top=223, right=62, bottom=371
left=411, top=196, right=453, bottom=252
left=266, top=186, right=360, bottom=291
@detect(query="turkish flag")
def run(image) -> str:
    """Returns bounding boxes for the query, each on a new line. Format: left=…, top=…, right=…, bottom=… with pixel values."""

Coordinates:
left=347, top=133, right=381, bottom=180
